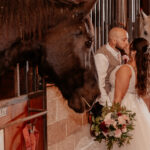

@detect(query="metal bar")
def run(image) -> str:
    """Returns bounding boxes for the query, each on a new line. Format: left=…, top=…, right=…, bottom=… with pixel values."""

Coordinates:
left=105, top=0, right=108, bottom=43
left=94, top=4, right=97, bottom=51
left=25, top=61, right=29, bottom=93
left=101, top=0, right=104, bottom=45
left=134, top=0, right=139, bottom=38
left=42, top=79, right=47, bottom=150
left=132, top=0, right=135, bottom=22
left=128, top=0, right=133, bottom=41
left=33, top=66, right=37, bottom=91
left=26, top=61, right=30, bottom=116
left=0, top=110, right=47, bottom=129
left=0, top=90, right=43, bottom=108
left=111, top=0, right=115, bottom=27
left=98, top=0, right=101, bottom=48
left=108, top=0, right=111, bottom=27
left=16, top=63, right=20, bottom=96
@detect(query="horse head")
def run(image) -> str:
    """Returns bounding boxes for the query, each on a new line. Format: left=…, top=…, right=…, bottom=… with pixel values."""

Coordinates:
left=140, top=10, right=150, bottom=43
left=0, top=0, right=100, bottom=113
left=41, top=0, right=100, bottom=113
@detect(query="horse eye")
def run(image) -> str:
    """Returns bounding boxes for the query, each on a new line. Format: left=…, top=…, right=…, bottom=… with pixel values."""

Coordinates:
left=144, top=30, right=148, bottom=36
left=85, top=40, right=92, bottom=48
left=75, top=31, right=83, bottom=36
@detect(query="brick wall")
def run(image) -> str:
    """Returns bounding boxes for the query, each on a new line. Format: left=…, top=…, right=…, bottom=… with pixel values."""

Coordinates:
left=47, top=85, right=91, bottom=150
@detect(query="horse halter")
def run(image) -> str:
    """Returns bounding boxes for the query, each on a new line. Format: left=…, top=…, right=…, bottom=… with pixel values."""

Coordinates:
left=80, top=96, right=92, bottom=111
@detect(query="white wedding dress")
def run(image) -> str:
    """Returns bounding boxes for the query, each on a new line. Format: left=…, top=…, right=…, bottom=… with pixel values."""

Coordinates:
left=109, top=64, right=150, bottom=150
left=75, top=64, right=150, bottom=150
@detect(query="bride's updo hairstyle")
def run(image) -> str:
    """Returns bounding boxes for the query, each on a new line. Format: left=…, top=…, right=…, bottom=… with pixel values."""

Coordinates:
left=130, top=37, right=150, bottom=96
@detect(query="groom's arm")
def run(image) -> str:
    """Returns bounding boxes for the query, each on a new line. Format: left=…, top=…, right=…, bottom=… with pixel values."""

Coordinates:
left=94, top=53, right=111, bottom=106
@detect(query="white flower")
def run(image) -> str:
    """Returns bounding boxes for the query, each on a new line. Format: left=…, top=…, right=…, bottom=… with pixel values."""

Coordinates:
left=122, top=114, right=129, bottom=121
left=122, top=55, right=129, bottom=62
left=105, top=119, right=117, bottom=128
left=104, top=113, right=112, bottom=121
left=105, top=119, right=113, bottom=126
left=118, top=116, right=126, bottom=125
left=95, top=132, right=100, bottom=136
left=108, top=131, right=115, bottom=137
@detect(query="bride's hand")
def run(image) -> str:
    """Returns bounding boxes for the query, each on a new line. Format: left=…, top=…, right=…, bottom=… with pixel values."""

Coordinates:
left=113, top=99, right=121, bottom=104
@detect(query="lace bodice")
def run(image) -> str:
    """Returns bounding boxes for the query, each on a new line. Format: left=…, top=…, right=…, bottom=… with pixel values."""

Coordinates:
left=109, top=64, right=136, bottom=94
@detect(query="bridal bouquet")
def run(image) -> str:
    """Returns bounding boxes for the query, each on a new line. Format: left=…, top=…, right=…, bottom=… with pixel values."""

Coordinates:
left=88, top=103, right=136, bottom=150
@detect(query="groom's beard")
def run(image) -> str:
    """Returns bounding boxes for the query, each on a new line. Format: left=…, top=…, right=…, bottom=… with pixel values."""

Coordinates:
left=115, top=46, right=128, bottom=64
left=115, top=46, right=126, bottom=55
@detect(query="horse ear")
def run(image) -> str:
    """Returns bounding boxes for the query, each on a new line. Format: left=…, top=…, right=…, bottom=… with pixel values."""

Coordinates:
left=75, top=0, right=97, bottom=18
left=140, top=10, right=148, bottom=21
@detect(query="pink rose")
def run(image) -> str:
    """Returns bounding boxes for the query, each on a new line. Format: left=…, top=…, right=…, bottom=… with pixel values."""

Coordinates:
left=122, top=127, right=127, bottom=133
left=115, top=129, right=122, bottom=138
left=122, top=115, right=129, bottom=121
left=122, top=124, right=127, bottom=133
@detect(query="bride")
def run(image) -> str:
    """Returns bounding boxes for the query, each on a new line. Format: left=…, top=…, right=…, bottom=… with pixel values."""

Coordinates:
left=75, top=37, right=150, bottom=150
left=109, top=37, right=150, bottom=150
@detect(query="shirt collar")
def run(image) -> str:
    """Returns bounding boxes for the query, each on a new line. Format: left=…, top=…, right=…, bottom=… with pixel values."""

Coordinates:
left=106, top=43, right=121, bottom=59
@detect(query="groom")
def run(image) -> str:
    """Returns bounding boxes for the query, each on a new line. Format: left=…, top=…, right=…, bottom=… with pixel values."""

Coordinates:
left=92, top=27, right=129, bottom=114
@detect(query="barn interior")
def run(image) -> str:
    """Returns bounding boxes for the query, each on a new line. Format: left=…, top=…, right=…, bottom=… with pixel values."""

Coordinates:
left=0, top=0, right=150, bottom=150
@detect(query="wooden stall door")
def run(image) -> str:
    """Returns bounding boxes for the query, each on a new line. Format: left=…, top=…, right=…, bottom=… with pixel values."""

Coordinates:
left=0, top=64, right=47, bottom=150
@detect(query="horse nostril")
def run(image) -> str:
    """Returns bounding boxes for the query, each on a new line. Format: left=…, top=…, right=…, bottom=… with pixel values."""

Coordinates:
left=144, top=30, right=148, bottom=36
left=85, top=40, right=92, bottom=48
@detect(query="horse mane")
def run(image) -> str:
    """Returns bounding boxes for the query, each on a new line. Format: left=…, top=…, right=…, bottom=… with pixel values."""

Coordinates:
left=0, top=0, right=90, bottom=40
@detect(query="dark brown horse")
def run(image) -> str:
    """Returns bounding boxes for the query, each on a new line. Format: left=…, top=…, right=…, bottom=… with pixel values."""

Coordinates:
left=0, top=0, right=100, bottom=113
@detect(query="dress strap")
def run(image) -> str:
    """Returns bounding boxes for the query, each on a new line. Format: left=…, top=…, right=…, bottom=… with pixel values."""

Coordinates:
left=125, top=64, right=136, bottom=85
left=125, top=64, right=136, bottom=76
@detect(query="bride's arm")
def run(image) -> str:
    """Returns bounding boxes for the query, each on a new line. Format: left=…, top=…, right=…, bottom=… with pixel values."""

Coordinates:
left=113, top=65, right=132, bottom=103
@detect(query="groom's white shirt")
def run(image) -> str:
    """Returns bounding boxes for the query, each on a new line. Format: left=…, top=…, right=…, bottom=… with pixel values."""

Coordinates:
left=94, top=43, right=121, bottom=106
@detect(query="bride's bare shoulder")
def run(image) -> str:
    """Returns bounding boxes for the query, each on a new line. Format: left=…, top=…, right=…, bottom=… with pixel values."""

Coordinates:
left=116, top=64, right=132, bottom=77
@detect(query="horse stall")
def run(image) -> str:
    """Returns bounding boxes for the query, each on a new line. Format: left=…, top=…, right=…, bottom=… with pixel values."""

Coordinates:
left=0, top=0, right=150, bottom=150
left=0, top=63, right=47, bottom=150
